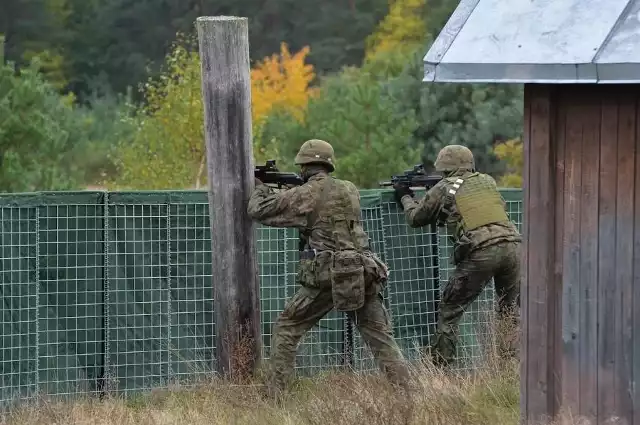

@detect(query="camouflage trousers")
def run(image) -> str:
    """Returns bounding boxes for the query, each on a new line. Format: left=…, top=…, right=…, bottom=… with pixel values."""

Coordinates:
left=431, top=241, right=521, bottom=366
left=265, top=286, right=410, bottom=394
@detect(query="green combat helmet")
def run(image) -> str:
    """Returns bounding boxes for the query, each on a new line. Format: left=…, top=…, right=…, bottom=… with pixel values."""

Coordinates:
left=434, top=145, right=475, bottom=172
left=294, top=139, right=336, bottom=172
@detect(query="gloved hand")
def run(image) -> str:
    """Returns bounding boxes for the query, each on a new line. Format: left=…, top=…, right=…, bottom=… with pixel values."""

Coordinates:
left=393, top=183, right=413, bottom=205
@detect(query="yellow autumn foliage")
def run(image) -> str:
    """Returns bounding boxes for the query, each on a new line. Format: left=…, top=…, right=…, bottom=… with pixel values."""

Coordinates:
left=493, top=138, right=523, bottom=188
left=251, top=42, right=318, bottom=125
left=107, top=37, right=316, bottom=190
left=364, top=0, right=427, bottom=62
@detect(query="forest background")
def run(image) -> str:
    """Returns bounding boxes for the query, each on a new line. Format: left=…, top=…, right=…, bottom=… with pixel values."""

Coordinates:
left=0, top=0, right=524, bottom=192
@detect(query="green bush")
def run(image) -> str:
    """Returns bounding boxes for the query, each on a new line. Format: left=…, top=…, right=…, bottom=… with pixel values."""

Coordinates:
left=0, top=60, right=134, bottom=192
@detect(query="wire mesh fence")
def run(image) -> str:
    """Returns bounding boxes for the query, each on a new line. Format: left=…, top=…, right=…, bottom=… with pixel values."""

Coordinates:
left=0, top=188, right=523, bottom=405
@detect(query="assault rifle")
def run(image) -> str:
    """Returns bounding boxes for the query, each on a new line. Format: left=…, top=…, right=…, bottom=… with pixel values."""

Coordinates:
left=254, top=160, right=304, bottom=188
left=254, top=160, right=308, bottom=252
left=379, top=164, right=443, bottom=190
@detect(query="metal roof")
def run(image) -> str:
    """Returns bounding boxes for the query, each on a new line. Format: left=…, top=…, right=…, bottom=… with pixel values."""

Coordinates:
left=423, top=0, right=640, bottom=83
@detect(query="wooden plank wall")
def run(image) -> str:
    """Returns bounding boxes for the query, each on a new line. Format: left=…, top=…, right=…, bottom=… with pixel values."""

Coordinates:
left=522, top=84, right=639, bottom=425
left=522, top=84, right=560, bottom=424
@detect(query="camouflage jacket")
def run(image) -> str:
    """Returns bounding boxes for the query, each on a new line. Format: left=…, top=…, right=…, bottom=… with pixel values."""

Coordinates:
left=249, top=171, right=392, bottom=306
left=247, top=171, right=371, bottom=252
left=400, top=170, right=521, bottom=257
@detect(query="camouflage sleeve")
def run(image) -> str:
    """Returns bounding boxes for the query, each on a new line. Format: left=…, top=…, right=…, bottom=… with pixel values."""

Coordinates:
left=246, top=183, right=314, bottom=228
left=399, top=182, right=447, bottom=228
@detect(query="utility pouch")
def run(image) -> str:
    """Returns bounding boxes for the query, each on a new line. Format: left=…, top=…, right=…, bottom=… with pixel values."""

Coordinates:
left=363, top=251, right=389, bottom=281
left=297, top=258, right=317, bottom=288
left=331, top=251, right=365, bottom=312
left=314, top=251, right=333, bottom=289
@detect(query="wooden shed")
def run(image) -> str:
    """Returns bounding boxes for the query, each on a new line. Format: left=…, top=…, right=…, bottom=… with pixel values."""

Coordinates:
left=424, top=0, right=640, bottom=423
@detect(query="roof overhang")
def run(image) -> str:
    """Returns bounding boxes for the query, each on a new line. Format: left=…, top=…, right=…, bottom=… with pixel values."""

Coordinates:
left=423, top=0, right=640, bottom=84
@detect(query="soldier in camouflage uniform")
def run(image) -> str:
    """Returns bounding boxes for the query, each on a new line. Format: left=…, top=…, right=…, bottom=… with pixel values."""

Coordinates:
left=248, top=139, right=411, bottom=396
left=393, top=144, right=521, bottom=366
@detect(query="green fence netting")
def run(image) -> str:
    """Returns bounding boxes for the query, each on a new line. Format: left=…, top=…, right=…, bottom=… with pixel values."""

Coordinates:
left=0, top=188, right=523, bottom=404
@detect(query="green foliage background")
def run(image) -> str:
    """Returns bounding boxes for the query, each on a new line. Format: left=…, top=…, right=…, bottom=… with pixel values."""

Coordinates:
left=0, top=0, right=525, bottom=192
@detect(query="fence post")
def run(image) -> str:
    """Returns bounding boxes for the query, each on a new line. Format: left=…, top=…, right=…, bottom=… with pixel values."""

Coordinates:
left=196, top=16, right=262, bottom=381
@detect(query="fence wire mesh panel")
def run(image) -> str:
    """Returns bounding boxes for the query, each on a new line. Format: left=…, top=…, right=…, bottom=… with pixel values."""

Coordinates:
left=380, top=198, right=439, bottom=364
left=256, top=226, right=288, bottom=363
left=106, top=196, right=171, bottom=393
left=168, top=199, right=215, bottom=385
left=38, top=198, right=106, bottom=398
left=0, top=189, right=523, bottom=405
left=0, top=203, right=38, bottom=404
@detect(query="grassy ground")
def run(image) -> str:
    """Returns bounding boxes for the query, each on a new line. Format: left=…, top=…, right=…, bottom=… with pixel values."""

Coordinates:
left=0, top=316, right=582, bottom=425
left=1, top=360, right=521, bottom=425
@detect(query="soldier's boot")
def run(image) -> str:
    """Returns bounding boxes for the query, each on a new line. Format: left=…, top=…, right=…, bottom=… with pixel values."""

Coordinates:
left=257, top=360, right=293, bottom=406
left=263, top=380, right=286, bottom=405
left=493, top=301, right=520, bottom=362
left=430, top=325, right=457, bottom=369
left=495, top=313, right=520, bottom=362
left=376, top=361, right=417, bottom=421
left=382, top=360, right=414, bottom=392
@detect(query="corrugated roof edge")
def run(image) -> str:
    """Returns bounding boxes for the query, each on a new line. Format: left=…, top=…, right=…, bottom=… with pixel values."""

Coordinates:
left=423, top=0, right=640, bottom=84
left=424, top=62, right=640, bottom=84
left=423, top=0, right=480, bottom=69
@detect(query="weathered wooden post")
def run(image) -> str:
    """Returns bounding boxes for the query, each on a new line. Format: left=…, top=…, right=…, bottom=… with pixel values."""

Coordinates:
left=196, top=16, right=261, bottom=380
left=424, top=0, right=640, bottom=423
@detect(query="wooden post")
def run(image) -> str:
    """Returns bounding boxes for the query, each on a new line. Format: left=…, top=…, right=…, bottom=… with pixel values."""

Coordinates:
left=196, top=16, right=261, bottom=380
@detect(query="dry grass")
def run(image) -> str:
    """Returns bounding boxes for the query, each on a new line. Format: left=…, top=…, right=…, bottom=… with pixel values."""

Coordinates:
left=0, top=362, right=521, bottom=425
left=0, top=315, right=584, bottom=425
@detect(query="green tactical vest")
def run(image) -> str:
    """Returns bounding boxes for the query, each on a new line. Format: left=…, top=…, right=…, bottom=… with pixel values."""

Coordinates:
left=307, top=176, right=369, bottom=251
left=446, top=172, right=509, bottom=232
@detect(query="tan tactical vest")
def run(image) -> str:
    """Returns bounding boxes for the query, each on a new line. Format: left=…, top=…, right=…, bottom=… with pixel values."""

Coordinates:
left=306, top=176, right=369, bottom=252
left=446, top=172, right=509, bottom=231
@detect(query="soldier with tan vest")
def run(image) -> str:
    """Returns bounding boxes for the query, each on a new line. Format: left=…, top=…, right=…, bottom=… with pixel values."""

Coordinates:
left=393, top=144, right=522, bottom=367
